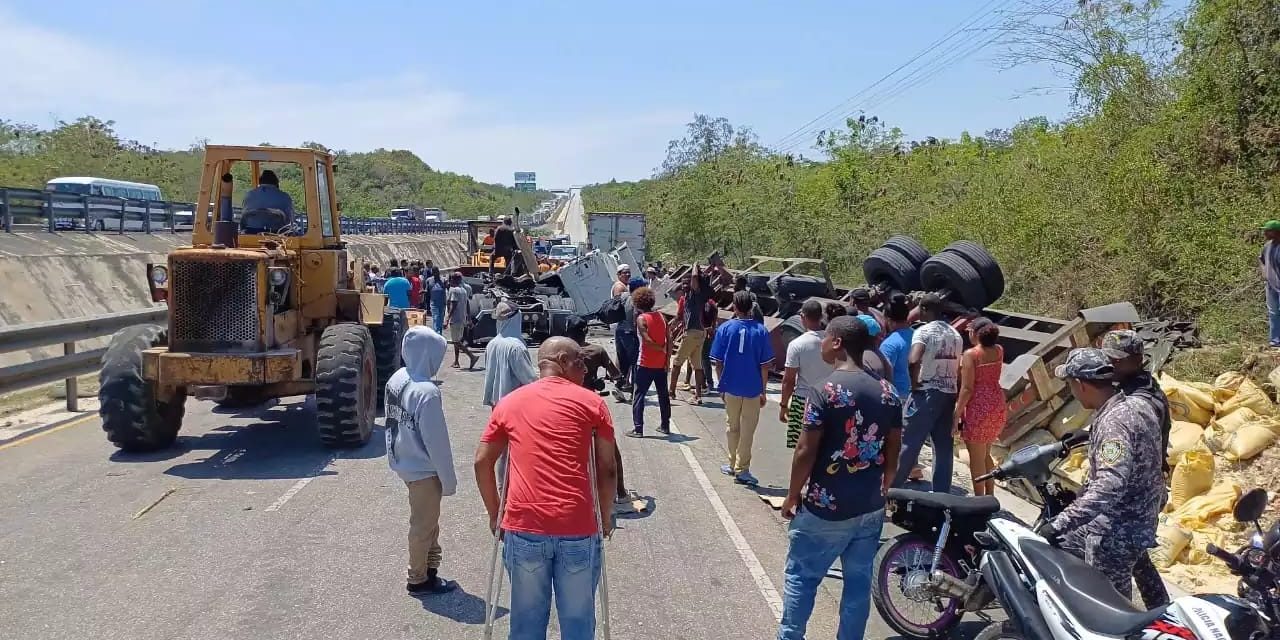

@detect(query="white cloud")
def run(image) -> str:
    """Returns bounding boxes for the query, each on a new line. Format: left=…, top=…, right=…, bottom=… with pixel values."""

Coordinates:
left=0, top=12, right=686, bottom=186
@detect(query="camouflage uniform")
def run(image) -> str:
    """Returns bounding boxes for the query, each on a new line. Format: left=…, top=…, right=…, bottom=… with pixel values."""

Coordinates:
left=1048, top=348, right=1165, bottom=600
left=1102, top=330, right=1173, bottom=607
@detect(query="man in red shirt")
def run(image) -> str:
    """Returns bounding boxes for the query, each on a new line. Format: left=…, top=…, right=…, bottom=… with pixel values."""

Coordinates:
left=474, top=337, right=617, bottom=640
left=407, top=264, right=423, bottom=308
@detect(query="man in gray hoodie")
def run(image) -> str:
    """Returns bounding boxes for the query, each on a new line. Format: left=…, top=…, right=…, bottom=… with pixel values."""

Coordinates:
left=483, top=301, right=537, bottom=409
left=385, top=326, right=458, bottom=595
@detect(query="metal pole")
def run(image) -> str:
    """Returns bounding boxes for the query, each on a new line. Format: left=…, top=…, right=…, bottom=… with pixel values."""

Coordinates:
left=45, top=191, right=55, bottom=232
left=118, top=198, right=126, bottom=235
left=143, top=200, right=152, bottom=234
left=1, top=188, right=11, bottom=233
left=483, top=455, right=511, bottom=640
left=63, top=341, right=78, bottom=412
left=588, top=432, right=612, bottom=640
left=81, top=195, right=91, bottom=233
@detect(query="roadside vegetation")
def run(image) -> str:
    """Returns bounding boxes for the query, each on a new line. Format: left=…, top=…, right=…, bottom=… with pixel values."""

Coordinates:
left=0, top=119, right=549, bottom=220
left=584, top=0, right=1280, bottom=342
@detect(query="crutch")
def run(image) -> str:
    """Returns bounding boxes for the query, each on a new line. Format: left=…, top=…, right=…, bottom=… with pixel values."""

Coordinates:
left=588, top=430, right=613, bottom=640
left=483, top=454, right=510, bottom=640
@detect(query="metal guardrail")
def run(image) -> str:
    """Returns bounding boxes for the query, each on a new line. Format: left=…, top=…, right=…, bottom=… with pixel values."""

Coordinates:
left=0, top=308, right=168, bottom=410
left=1, top=186, right=470, bottom=239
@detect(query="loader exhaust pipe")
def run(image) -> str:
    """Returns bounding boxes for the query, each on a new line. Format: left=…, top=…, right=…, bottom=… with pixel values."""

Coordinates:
left=213, top=172, right=238, bottom=248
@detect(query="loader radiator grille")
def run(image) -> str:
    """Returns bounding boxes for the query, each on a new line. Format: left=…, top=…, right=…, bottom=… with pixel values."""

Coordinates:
left=170, top=259, right=260, bottom=351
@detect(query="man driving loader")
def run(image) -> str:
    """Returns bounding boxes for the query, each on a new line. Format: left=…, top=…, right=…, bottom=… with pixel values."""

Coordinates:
left=243, top=170, right=294, bottom=216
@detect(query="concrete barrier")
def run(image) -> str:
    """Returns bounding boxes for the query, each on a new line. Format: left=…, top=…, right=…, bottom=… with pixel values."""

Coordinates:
left=0, top=232, right=467, bottom=368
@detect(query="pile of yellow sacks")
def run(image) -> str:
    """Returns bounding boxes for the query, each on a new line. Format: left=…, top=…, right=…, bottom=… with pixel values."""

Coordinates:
left=1151, top=371, right=1278, bottom=572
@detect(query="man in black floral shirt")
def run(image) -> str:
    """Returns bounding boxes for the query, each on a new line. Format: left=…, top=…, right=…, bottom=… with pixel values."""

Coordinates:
left=778, top=315, right=903, bottom=640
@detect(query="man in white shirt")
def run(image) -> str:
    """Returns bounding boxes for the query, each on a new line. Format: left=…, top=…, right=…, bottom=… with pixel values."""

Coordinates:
left=891, top=293, right=962, bottom=493
left=778, top=300, right=834, bottom=449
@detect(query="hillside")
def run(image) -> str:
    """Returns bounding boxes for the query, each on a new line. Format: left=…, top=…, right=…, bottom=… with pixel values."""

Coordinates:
left=0, top=118, right=548, bottom=220
left=584, top=0, right=1280, bottom=341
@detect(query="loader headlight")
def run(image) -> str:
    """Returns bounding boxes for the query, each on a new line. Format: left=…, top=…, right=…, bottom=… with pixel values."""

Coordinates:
left=268, top=267, right=290, bottom=287
left=150, top=265, right=168, bottom=286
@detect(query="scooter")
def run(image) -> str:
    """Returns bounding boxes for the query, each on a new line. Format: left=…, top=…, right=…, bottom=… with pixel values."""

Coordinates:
left=972, top=439, right=1271, bottom=640
left=1206, top=487, right=1280, bottom=638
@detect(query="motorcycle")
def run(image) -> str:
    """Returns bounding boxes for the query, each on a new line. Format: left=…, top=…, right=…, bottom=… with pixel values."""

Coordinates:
left=973, top=442, right=1273, bottom=640
left=871, top=432, right=1082, bottom=638
left=1206, top=487, right=1280, bottom=636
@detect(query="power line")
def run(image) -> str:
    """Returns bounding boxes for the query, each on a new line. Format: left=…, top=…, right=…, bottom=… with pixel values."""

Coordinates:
left=771, top=0, right=1016, bottom=153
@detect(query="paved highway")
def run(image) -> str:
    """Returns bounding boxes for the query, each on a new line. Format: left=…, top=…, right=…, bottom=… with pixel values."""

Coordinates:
left=559, top=188, right=588, bottom=245
left=0, top=330, right=1003, bottom=639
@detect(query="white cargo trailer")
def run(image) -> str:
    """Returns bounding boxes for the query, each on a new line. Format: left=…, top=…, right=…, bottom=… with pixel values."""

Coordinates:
left=586, top=212, right=646, bottom=260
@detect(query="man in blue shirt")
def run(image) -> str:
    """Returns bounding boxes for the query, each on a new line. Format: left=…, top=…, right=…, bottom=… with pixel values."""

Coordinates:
left=711, top=290, right=775, bottom=486
left=242, top=170, right=294, bottom=216
left=383, top=271, right=412, bottom=309
left=877, top=296, right=914, bottom=399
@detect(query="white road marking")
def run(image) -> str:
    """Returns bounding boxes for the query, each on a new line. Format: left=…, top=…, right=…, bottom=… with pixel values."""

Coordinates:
left=669, top=423, right=785, bottom=622
left=265, top=454, right=336, bottom=512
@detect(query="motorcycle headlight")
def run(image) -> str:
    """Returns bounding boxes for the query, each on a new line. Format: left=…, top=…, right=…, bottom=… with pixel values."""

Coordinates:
left=150, top=265, right=168, bottom=286
left=268, top=267, right=290, bottom=287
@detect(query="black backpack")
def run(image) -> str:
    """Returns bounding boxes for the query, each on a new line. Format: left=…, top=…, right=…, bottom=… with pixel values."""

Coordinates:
left=596, top=296, right=626, bottom=324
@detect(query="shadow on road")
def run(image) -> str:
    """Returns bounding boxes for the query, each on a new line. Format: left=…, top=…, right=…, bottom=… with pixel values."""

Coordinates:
left=145, top=401, right=388, bottom=480
left=414, top=584, right=508, bottom=625
left=886, top=618, right=993, bottom=640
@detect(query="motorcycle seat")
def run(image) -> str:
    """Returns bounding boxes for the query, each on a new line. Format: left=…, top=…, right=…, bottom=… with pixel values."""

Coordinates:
left=1018, top=538, right=1165, bottom=636
left=885, top=488, right=1001, bottom=517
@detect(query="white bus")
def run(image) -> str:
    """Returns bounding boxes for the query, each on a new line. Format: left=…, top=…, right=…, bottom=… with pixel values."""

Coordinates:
left=44, top=177, right=191, bottom=231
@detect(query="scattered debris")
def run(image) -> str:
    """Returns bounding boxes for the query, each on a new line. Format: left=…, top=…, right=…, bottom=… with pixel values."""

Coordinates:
left=132, top=487, right=177, bottom=520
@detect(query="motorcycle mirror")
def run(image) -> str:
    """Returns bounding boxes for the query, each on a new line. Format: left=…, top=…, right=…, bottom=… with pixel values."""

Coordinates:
left=1234, top=488, right=1268, bottom=524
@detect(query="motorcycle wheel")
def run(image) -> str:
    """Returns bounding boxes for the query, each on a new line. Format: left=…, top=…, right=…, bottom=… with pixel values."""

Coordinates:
left=974, top=622, right=1025, bottom=640
left=871, top=532, right=965, bottom=639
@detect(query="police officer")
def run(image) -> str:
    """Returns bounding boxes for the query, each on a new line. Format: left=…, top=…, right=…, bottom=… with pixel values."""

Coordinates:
left=1036, top=348, right=1165, bottom=599
left=1101, top=329, right=1172, bottom=608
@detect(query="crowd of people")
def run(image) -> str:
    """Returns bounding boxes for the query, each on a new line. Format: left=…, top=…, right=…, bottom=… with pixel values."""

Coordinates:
left=374, top=254, right=1173, bottom=640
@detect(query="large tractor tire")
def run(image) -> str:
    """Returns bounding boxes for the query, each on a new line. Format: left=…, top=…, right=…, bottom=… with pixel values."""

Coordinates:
left=98, top=324, right=185, bottom=452
left=882, top=235, right=931, bottom=267
left=920, top=251, right=989, bottom=309
left=863, top=247, right=922, bottom=293
left=774, top=275, right=831, bottom=301
left=216, top=386, right=271, bottom=408
left=943, top=241, right=1005, bottom=305
left=314, top=323, right=377, bottom=448
left=369, top=309, right=403, bottom=404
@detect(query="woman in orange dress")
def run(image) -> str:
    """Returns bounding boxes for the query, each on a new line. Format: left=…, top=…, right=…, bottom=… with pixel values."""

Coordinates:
left=953, top=318, right=1006, bottom=496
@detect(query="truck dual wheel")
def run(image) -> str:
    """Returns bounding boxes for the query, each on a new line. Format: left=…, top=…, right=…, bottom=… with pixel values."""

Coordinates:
left=315, top=323, right=376, bottom=448
left=99, top=324, right=186, bottom=452
left=881, top=235, right=932, bottom=267
left=864, top=247, right=922, bottom=293
left=942, top=241, right=1005, bottom=304
left=369, top=310, right=403, bottom=407
left=920, top=251, right=990, bottom=309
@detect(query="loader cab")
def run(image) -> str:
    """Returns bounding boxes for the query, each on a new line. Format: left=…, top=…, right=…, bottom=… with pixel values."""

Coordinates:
left=192, top=145, right=342, bottom=250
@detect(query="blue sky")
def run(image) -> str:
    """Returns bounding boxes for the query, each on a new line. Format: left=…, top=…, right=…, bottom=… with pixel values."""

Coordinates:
left=0, top=0, right=1070, bottom=187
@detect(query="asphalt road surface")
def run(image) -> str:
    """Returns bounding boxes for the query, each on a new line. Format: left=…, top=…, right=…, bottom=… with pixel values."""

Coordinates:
left=0, top=335, right=1002, bottom=639
left=559, top=188, right=588, bottom=245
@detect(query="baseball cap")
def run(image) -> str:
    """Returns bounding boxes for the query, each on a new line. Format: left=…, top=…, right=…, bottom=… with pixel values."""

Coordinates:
left=1054, top=348, right=1115, bottom=381
left=628, top=277, right=647, bottom=291
left=617, top=264, right=631, bottom=274
left=856, top=313, right=881, bottom=337
left=850, top=287, right=872, bottom=303
left=1263, top=220, right=1280, bottom=232
left=1100, top=329, right=1143, bottom=359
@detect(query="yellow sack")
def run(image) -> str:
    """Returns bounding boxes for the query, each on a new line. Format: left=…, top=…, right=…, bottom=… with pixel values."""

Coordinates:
left=1213, top=371, right=1247, bottom=402
left=1048, top=399, right=1091, bottom=439
left=1161, top=374, right=1215, bottom=426
left=1218, top=378, right=1275, bottom=417
left=1212, top=407, right=1262, bottom=433
left=1168, top=450, right=1215, bottom=510
left=1168, top=482, right=1241, bottom=530
left=1222, top=424, right=1278, bottom=461
left=1152, top=522, right=1192, bottom=568
left=1168, top=421, right=1205, bottom=463
left=1058, top=447, right=1089, bottom=485
left=1182, top=528, right=1233, bottom=566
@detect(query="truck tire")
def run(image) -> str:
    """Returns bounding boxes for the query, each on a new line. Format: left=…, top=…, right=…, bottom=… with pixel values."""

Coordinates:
left=779, top=314, right=806, bottom=356
left=863, top=247, right=921, bottom=292
left=943, top=241, right=1005, bottom=304
left=216, top=387, right=270, bottom=408
left=746, top=273, right=776, bottom=296
left=99, top=324, right=185, bottom=452
left=369, top=310, right=403, bottom=406
left=921, top=251, right=989, bottom=309
left=882, top=235, right=931, bottom=267
left=774, top=275, right=830, bottom=301
left=315, top=323, right=376, bottom=448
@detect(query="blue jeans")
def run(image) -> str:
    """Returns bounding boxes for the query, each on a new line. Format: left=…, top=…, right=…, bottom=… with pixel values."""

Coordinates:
left=631, top=366, right=670, bottom=433
left=504, top=531, right=602, bottom=640
left=892, top=388, right=957, bottom=493
left=615, top=328, right=638, bottom=386
left=431, top=301, right=445, bottom=334
left=778, top=508, right=883, bottom=640
left=1267, top=286, right=1280, bottom=346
